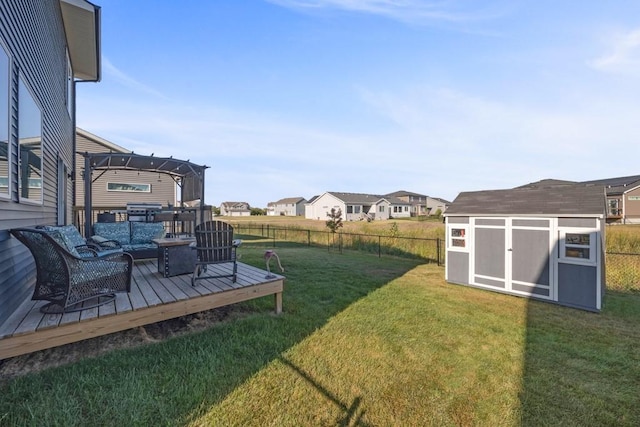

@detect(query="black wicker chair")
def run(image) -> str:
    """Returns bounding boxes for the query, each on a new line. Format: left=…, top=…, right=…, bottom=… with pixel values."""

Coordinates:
left=10, top=228, right=133, bottom=314
left=191, top=220, right=241, bottom=286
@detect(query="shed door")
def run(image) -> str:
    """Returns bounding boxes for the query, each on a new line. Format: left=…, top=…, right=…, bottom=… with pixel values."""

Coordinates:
left=509, top=219, right=552, bottom=299
left=472, top=218, right=553, bottom=299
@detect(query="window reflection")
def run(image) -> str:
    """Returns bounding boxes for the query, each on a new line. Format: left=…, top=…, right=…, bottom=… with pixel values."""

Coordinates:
left=19, top=77, right=42, bottom=202
left=0, top=43, right=9, bottom=198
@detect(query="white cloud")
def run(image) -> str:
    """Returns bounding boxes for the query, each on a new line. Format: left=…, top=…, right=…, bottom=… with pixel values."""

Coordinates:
left=266, top=0, right=506, bottom=25
left=101, top=57, right=168, bottom=99
left=589, top=28, right=640, bottom=74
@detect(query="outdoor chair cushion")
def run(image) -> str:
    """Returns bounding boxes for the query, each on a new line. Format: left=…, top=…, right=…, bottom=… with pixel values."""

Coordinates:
left=94, top=221, right=131, bottom=245
left=42, top=228, right=83, bottom=257
left=131, top=222, right=165, bottom=244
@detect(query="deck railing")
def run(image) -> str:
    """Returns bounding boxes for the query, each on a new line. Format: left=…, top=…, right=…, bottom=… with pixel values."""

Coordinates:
left=72, top=206, right=212, bottom=237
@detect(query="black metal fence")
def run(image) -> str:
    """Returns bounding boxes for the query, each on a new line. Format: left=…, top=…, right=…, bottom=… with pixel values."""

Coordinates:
left=606, top=252, right=640, bottom=292
left=233, top=224, right=444, bottom=265
left=233, top=224, right=640, bottom=291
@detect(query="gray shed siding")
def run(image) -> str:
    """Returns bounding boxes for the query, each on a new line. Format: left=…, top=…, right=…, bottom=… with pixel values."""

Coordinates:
left=0, top=1, right=74, bottom=325
left=445, top=185, right=605, bottom=311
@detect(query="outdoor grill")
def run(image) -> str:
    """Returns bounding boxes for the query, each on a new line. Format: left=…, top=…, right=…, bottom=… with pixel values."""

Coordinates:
left=126, top=202, right=162, bottom=222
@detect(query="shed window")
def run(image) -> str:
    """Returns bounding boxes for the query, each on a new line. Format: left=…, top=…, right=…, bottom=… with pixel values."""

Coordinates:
left=448, top=226, right=469, bottom=251
left=560, top=230, right=596, bottom=264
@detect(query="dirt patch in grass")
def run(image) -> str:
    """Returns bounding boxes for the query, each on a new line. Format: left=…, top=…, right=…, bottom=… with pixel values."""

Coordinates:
left=0, top=306, right=247, bottom=384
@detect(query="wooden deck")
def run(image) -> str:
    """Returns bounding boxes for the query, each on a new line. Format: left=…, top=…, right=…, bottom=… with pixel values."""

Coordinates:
left=0, top=260, right=284, bottom=360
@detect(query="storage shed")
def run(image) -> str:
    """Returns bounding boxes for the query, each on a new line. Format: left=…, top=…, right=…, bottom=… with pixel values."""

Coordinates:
left=444, top=184, right=606, bottom=312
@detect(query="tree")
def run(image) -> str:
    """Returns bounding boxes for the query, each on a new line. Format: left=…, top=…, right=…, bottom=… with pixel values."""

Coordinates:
left=250, top=207, right=266, bottom=216
left=326, top=208, right=343, bottom=233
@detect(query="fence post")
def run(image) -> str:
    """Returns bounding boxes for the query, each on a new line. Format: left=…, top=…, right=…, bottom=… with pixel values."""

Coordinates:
left=437, top=238, right=441, bottom=266
left=378, top=236, right=381, bottom=258
left=308, top=230, right=311, bottom=246
left=339, top=232, right=343, bottom=254
left=273, top=228, right=276, bottom=247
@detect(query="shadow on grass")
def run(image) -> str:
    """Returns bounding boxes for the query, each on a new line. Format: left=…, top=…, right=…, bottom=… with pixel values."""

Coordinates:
left=521, top=289, right=640, bottom=425
left=278, top=356, right=372, bottom=427
left=0, top=246, right=424, bottom=425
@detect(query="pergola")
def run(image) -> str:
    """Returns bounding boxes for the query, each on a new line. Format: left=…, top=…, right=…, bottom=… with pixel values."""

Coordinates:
left=80, top=152, right=209, bottom=237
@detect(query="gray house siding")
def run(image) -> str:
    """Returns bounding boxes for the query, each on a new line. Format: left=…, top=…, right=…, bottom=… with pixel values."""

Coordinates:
left=0, top=1, right=76, bottom=325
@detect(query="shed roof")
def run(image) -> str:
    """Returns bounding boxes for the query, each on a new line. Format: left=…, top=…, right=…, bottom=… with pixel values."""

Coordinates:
left=445, top=184, right=606, bottom=217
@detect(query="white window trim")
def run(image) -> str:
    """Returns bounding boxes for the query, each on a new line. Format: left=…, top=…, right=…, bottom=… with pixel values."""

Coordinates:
left=447, top=224, right=469, bottom=252
left=558, top=228, right=597, bottom=265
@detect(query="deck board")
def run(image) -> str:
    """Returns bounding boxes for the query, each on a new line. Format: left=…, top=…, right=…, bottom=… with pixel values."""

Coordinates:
left=0, top=260, right=284, bottom=360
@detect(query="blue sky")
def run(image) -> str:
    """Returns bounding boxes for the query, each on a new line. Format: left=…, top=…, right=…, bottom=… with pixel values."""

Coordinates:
left=76, top=0, right=640, bottom=208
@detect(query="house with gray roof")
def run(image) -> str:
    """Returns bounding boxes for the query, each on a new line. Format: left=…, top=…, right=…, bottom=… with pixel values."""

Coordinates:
left=305, top=192, right=411, bottom=221
left=444, top=184, right=606, bottom=312
left=267, top=197, right=307, bottom=216
left=581, top=175, right=640, bottom=224
left=385, top=190, right=450, bottom=216
left=220, top=201, right=251, bottom=217
left=518, top=175, right=640, bottom=224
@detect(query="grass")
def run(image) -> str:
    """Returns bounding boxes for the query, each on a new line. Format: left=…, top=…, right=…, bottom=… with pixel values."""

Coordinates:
left=1, top=245, right=639, bottom=425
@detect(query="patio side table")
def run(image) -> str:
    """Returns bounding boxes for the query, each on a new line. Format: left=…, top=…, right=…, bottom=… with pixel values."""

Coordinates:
left=152, top=237, right=197, bottom=278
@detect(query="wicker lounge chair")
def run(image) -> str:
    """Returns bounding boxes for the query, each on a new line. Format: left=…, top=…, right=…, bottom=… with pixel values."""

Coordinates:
left=10, top=228, right=133, bottom=314
left=191, top=220, right=241, bottom=286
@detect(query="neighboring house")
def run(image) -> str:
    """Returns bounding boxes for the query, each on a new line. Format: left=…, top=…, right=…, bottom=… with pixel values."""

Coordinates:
left=268, top=197, right=307, bottom=216
left=75, top=128, right=176, bottom=211
left=266, top=202, right=276, bottom=216
left=0, top=0, right=101, bottom=325
left=386, top=190, right=450, bottom=216
left=305, top=192, right=411, bottom=221
left=426, top=197, right=450, bottom=215
left=519, top=175, right=640, bottom=224
left=220, top=201, right=251, bottom=216
left=581, top=175, right=640, bottom=224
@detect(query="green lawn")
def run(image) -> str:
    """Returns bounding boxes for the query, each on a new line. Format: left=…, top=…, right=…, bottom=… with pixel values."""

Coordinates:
left=1, top=245, right=638, bottom=426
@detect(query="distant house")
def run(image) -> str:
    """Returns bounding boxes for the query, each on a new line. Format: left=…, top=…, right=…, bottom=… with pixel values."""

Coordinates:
left=582, top=175, right=640, bottom=224
left=268, top=197, right=307, bottom=216
left=519, top=176, right=640, bottom=224
left=305, top=192, right=411, bottom=221
left=266, top=202, right=275, bottom=216
left=75, top=128, right=177, bottom=211
left=386, top=190, right=450, bottom=216
left=0, top=0, right=101, bottom=325
left=220, top=201, right=251, bottom=216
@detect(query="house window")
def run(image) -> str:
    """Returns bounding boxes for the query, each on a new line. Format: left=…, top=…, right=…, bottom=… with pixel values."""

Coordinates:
left=0, top=42, right=9, bottom=199
left=18, top=76, right=43, bottom=204
left=347, top=205, right=353, bottom=214
left=559, top=230, right=596, bottom=264
left=608, top=199, right=620, bottom=216
left=404, top=206, right=409, bottom=212
left=379, top=205, right=385, bottom=212
left=354, top=206, right=361, bottom=214
left=107, top=182, right=151, bottom=192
